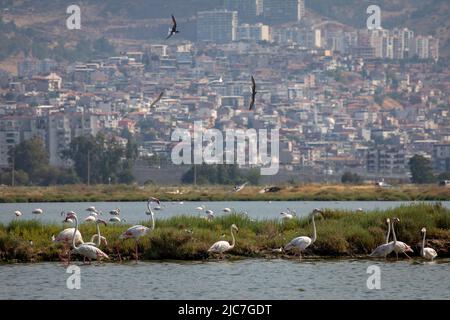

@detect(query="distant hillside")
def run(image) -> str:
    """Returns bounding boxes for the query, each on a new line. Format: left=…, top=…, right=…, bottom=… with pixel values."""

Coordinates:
left=305, top=0, right=450, bottom=57
left=0, top=0, right=448, bottom=61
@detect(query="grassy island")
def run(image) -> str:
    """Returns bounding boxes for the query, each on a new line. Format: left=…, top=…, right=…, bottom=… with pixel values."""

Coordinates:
left=0, top=203, right=448, bottom=262
left=0, top=184, right=449, bottom=203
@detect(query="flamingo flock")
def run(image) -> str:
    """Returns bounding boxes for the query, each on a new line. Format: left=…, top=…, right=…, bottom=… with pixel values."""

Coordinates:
left=11, top=202, right=439, bottom=264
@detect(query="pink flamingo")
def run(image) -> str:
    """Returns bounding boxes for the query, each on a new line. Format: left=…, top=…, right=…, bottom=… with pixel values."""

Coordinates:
left=118, top=198, right=156, bottom=262
left=64, top=213, right=109, bottom=264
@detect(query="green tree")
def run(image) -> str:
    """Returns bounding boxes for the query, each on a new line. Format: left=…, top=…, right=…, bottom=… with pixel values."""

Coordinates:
left=408, top=155, right=435, bottom=184
left=63, top=134, right=134, bottom=184
left=9, top=137, right=49, bottom=183
left=341, top=171, right=363, bottom=184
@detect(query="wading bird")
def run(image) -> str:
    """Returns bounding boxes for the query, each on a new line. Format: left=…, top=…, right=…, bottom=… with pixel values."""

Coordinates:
left=249, top=76, right=257, bottom=110
left=146, top=197, right=160, bottom=215
left=109, top=217, right=127, bottom=223
left=64, top=213, right=109, bottom=264
left=166, top=14, right=179, bottom=39
left=84, top=218, right=108, bottom=254
left=150, top=91, right=164, bottom=108
left=222, top=208, right=232, bottom=213
left=369, top=218, right=398, bottom=259
left=280, top=208, right=296, bottom=221
left=52, top=213, right=85, bottom=264
left=420, top=227, right=437, bottom=261
left=119, top=199, right=156, bottom=262
left=32, top=208, right=43, bottom=217
left=205, top=209, right=215, bottom=221
left=208, top=224, right=239, bottom=258
left=14, top=210, right=22, bottom=218
left=85, top=215, right=96, bottom=222
left=284, top=208, right=323, bottom=260
left=109, top=208, right=120, bottom=216
left=386, top=217, right=413, bottom=259
left=259, top=186, right=281, bottom=194
left=86, top=206, right=97, bottom=213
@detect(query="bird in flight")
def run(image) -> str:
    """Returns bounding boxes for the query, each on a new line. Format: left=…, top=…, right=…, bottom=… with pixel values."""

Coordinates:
left=233, top=182, right=248, bottom=193
left=249, top=76, right=257, bottom=110
left=150, top=91, right=164, bottom=108
left=166, top=14, right=179, bottom=39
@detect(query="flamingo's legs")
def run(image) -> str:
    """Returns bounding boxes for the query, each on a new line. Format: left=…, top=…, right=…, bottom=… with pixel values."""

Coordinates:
left=135, top=241, right=139, bottom=263
left=116, top=244, right=122, bottom=262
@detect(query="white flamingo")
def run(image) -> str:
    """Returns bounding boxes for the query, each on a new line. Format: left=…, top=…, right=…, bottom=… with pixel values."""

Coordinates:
left=14, top=210, right=22, bottom=218
left=284, top=208, right=322, bottom=259
left=208, top=224, right=239, bottom=258
left=109, top=216, right=127, bottom=223
left=420, top=227, right=437, bottom=261
left=32, top=208, right=43, bottom=217
left=146, top=197, right=160, bottom=215
left=205, top=209, right=215, bottom=221
left=64, top=213, right=109, bottom=264
left=386, top=217, right=413, bottom=259
left=195, top=205, right=205, bottom=211
left=84, top=219, right=108, bottom=246
left=86, top=206, right=97, bottom=213
left=109, top=208, right=120, bottom=216
left=85, top=215, right=96, bottom=222
left=119, top=199, right=156, bottom=262
left=280, top=208, right=296, bottom=221
left=222, top=208, right=232, bottom=213
left=52, top=213, right=85, bottom=264
left=370, top=218, right=398, bottom=258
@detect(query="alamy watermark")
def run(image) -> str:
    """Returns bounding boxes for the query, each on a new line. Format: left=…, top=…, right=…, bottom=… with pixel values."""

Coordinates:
left=66, top=265, right=81, bottom=289
left=66, top=5, right=81, bottom=30
left=366, top=265, right=381, bottom=290
left=366, top=5, right=381, bottom=30
left=171, top=121, right=279, bottom=175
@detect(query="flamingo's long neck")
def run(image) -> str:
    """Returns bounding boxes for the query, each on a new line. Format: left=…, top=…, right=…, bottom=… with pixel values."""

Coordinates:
left=391, top=220, right=397, bottom=246
left=94, top=222, right=101, bottom=246
left=385, top=220, right=391, bottom=244
left=311, top=215, right=317, bottom=243
left=147, top=201, right=155, bottom=230
left=72, top=216, right=80, bottom=249
left=230, top=227, right=236, bottom=249
left=151, top=212, right=155, bottom=230
left=421, top=231, right=426, bottom=256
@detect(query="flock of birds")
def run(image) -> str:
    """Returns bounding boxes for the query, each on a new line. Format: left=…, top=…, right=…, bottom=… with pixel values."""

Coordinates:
left=148, top=15, right=258, bottom=111
left=12, top=198, right=438, bottom=264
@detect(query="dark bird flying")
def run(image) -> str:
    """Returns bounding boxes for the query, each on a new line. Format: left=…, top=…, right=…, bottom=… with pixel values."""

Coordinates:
left=249, top=76, right=257, bottom=110
left=166, top=14, right=179, bottom=39
left=150, top=91, right=164, bottom=108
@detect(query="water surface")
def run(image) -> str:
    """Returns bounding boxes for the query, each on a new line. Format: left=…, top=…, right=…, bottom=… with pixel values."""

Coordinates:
left=1, top=201, right=449, bottom=224
left=1, top=259, right=449, bottom=299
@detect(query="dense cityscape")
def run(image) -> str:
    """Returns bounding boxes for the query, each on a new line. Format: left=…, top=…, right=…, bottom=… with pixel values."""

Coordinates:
left=0, top=0, right=449, bottom=185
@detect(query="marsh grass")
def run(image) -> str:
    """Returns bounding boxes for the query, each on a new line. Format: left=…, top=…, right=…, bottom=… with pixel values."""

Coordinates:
left=0, top=203, right=449, bottom=262
left=1, top=184, right=450, bottom=202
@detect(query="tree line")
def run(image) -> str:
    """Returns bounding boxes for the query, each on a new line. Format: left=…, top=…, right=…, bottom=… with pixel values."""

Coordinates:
left=341, top=154, right=450, bottom=185
left=0, top=134, right=137, bottom=186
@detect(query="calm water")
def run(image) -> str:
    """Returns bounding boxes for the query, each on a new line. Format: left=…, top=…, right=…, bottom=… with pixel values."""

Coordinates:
left=1, top=259, right=449, bottom=299
left=1, top=201, right=449, bottom=224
